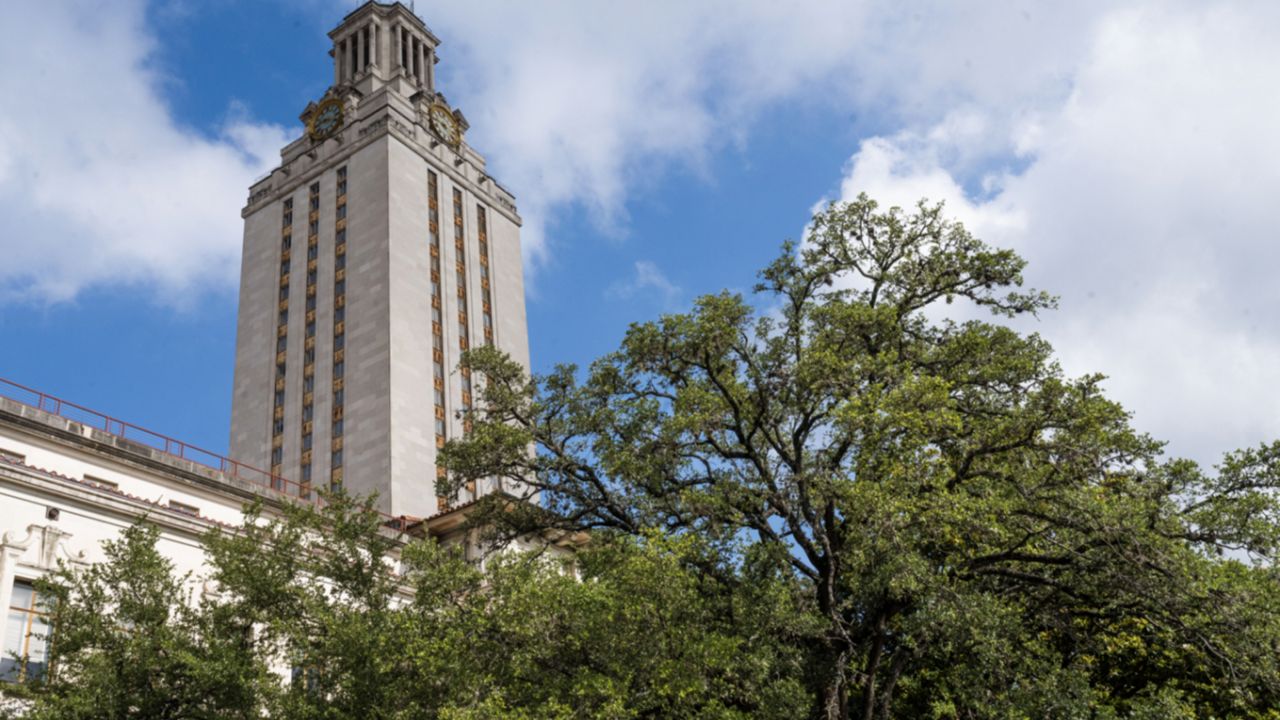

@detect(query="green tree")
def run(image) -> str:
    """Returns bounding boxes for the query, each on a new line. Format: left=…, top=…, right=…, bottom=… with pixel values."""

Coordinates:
left=443, top=195, right=1280, bottom=719
left=14, top=195, right=1280, bottom=719
left=18, top=521, right=273, bottom=720
left=205, top=492, right=800, bottom=719
left=202, top=493, right=412, bottom=718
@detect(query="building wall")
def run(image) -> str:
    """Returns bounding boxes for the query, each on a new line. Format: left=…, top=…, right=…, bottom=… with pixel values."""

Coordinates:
left=229, top=0, right=530, bottom=521
left=386, top=136, right=437, bottom=516
left=228, top=203, right=278, bottom=474
left=232, top=121, right=528, bottom=519
left=340, top=137, right=395, bottom=508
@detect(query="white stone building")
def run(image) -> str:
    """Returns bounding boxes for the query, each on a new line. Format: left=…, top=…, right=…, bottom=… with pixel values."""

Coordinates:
left=230, top=1, right=530, bottom=521
left=1, top=1, right=537, bottom=687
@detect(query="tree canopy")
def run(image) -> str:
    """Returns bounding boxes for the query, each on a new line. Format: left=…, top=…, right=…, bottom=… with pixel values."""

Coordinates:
left=9, top=196, right=1280, bottom=719
left=444, top=195, right=1280, bottom=719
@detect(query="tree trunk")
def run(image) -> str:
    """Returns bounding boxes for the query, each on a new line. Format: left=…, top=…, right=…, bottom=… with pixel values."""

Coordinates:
left=822, top=649, right=852, bottom=720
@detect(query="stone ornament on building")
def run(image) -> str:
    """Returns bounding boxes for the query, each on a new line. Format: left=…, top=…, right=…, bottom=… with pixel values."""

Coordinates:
left=2, top=524, right=88, bottom=571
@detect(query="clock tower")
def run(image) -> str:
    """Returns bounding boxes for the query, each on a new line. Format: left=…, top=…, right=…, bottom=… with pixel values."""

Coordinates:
left=229, top=1, right=529, bottom=520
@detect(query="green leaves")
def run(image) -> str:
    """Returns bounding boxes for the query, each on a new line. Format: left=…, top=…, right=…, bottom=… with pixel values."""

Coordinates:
left=20, top=195, right=1280, bottom=719
left=444, top=196, right=1280, bottom=719
left=25, top=521, right=276, bottom=720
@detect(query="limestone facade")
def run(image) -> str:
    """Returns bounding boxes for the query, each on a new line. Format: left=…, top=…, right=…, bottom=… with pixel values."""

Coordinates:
left=230, top=1, right=529, bottom=520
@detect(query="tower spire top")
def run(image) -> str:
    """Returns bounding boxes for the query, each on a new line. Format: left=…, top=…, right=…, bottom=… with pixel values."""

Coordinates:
left=329, top=2, right=439, bottom=94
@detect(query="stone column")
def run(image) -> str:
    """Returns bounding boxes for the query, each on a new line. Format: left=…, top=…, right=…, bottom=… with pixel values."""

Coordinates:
left=354, top=28, right=362, bottom=75
left=334, top=40, right=342, bottom=85
left=422, top=44, right=431, bottom=90
left=413, top=38, right=422, bottom=86
left=391, top=24, right=400, bottom=73
left=426, top=48, right=436, bottom=90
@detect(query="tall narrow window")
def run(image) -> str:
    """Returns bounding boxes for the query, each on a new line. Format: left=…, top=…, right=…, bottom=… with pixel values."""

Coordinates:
left=2, top=581, right=51, bottom=683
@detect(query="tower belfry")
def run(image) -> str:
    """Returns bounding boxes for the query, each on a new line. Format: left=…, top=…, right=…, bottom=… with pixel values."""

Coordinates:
left=230, top=1, right=528, bottom=519
left=329, top=1, right=439, bottom=94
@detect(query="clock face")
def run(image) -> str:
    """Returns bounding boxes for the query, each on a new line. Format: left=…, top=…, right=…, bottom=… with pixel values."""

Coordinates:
left=309, top=99, right=344, bottom=141
left=430, top=105, right=460, bottom=147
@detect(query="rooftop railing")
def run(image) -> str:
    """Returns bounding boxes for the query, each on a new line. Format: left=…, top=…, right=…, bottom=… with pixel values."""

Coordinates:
left=0, top=376, right=415, bottom=531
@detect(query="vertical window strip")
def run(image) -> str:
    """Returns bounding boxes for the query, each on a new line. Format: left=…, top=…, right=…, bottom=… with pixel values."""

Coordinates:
left=300, top=182, right=321, bottom=497
left=453, top=190, right=472, bottom=431
left=477, top=205, right=493, bottom=346
left=331, top=167, right=348, bottom=492
left=272, top=197, right=293, bottom=486
left=430, top=172, right=445, bottom=446
left=430, top=172, right=448, bottom=511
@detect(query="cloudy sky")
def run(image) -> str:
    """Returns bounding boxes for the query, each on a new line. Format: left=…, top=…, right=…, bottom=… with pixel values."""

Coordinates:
left=1, top=0, right=1277, bottom=466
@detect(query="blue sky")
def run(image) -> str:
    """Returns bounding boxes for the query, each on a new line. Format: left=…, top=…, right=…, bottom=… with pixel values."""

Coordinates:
left=2, top=1, right=1279, bottom=466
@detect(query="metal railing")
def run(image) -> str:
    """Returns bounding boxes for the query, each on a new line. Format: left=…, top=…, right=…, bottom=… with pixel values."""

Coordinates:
left=0, top=376, right=414, bottom=530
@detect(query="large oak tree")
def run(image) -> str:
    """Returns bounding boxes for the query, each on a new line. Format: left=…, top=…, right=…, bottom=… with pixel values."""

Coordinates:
left=444, top=195, right=1280, bottom=719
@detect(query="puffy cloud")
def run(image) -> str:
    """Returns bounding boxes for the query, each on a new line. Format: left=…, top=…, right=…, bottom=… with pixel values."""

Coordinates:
left=6, top=0, right=1277, bottom=460
left=0, top=0, right=286, bottom=305
left=417, top=1, right=1118, bottom=268
left=835, top=2, right=1280, bottom=462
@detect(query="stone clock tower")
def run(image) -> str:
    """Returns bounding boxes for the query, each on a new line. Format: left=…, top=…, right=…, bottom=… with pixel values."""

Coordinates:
left=229, top=1, right=529, bottom=520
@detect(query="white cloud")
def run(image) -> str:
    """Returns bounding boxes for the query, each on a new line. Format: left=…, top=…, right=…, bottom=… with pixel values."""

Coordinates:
left=606, top=260, right=681, bottom=309
left=0, top=0, right=286, bottom=305
left=413, top=1, right=1118, bottom=268
left=5, top=0, right=1278, bottom=461
left=833, top=2, right=1280, bottom=463
left=417, top=1, right=883, bottom=267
